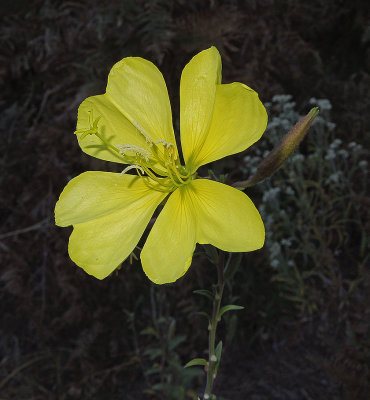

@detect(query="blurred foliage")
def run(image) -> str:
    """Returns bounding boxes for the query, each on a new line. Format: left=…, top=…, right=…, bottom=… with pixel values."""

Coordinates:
left=0, top=0, right=369, bottom=399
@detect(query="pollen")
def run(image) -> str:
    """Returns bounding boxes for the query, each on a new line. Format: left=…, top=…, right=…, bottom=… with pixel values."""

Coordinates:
left=116, top=144, right=152, bottom=162
left=132, top=120, right=153, bottom=146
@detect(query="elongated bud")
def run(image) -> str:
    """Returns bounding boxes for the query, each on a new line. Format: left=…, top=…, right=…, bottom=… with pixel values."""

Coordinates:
left=234, top=107, right=319, bottom=189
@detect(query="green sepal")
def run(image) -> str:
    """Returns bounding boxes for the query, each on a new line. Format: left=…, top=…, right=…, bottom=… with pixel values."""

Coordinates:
left=184, top=358, right=208, bottom=368
left=218, top=304, right=244, bottom=320
left=193, top=289, right=214, bottom=301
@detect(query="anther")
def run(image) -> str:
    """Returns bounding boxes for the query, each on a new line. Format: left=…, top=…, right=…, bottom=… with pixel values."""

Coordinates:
left=120, top=165, right=145, bottom=176
left=132, top=120, right=153, bottom=146
left=155, top=139, right=174, bottom=149
left=116, top=144, right=152, bottom=162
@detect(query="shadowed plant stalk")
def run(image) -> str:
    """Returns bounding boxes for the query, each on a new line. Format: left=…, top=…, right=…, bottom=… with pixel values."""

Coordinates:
left=203, top=250, right=225, bottom=399
left=186, top=249, right=245, bottom=400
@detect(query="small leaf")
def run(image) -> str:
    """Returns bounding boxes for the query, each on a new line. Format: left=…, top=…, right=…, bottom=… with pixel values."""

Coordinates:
left=218, top=305, right=244, bottom=319
left=193, top=289, right=214, bottom=301
left=214, top=341, right=223, bottom=375
left=215, top=340, right=223, bottom=362
left=184, top=358, right=208, bottom=368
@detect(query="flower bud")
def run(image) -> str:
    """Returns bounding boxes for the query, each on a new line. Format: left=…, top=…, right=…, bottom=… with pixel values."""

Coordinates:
left=234, top=107, right=319, bottom=188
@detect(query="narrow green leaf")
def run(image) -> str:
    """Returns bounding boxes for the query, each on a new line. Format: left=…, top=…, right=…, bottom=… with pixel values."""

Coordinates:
left=215, top=341, right=223, bottom=362
left=218, top=305, right=244, bottom=319
left=193, top=289, right=214, bottom=301
left=184, top=358, right=208, bottom=368
left=214, top=341, right=223, bottom=375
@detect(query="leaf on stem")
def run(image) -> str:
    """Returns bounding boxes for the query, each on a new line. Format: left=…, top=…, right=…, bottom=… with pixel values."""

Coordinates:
left=184, top=358, right=208, bottom=368
left=218, top=304, right=244, bottom=320
left=215, top=341, right=223, bottom=363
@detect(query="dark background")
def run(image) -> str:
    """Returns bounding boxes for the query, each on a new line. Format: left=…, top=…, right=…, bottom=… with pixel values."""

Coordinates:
left=0, top=0, right=369, bottom=399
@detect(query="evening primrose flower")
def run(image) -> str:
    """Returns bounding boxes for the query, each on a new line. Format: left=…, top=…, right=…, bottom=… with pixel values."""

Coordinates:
left=55, top=47, right=267, bottom=284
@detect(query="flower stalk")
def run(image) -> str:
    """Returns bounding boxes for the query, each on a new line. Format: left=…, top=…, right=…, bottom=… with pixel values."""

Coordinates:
left=203, top=251, right=225, bottom=400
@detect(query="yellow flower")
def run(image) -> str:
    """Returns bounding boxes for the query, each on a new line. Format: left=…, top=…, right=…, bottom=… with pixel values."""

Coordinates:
left=55, top=47, right=267, bottom=284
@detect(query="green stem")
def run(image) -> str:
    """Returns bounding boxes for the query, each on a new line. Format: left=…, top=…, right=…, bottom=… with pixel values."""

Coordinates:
left=203, top=251, right=225, bottom=400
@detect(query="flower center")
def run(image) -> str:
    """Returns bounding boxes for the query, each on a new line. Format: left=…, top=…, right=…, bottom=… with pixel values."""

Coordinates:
left=75, top=111, right=194, bottom=192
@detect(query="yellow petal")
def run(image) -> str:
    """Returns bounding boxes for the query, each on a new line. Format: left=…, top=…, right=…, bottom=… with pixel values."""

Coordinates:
left=107, top=57, right=176, bottom=146
left=55, top=171, right=167, bottom=279
left=189, top=179, right=265, bottom=251
left=141, top=187, right=197, bottom=284
left=180, top=47, right=221, bottom=170
left=141, top=179, right=264, bottom=285
left=187, top=83, right=267, bottom=170
left=76, top=94, right=148, bottom=164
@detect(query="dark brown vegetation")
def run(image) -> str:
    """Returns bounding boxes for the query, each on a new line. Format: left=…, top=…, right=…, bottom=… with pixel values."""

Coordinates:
left=0, top=1, right=369, bottom=399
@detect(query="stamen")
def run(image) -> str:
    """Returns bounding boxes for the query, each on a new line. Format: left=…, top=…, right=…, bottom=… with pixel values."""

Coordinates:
left=150, top=145, right=168, bottom=168
left=137, top=170, right=174, bottom=193
left=169, top=163, right=187, bottom=184
left=120, top=165, right=145, bottom=176
left=132, top=120, right=153, bottom=146
left=142, top=178, right=173, bottom=193
left=76, top=111, right=195, bottom=192
left=165, top=166, right=183, bottom=187
left=116, top=144, right=152, bottom=162
left=154, top=139, right=174, bottom=149
left=139, top=161, right=169, bottom=187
